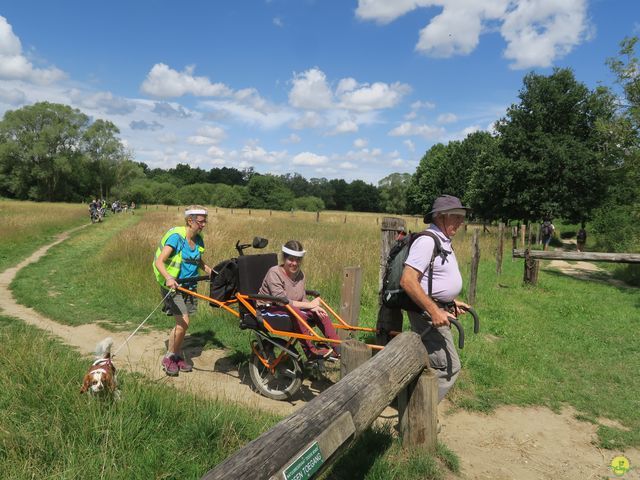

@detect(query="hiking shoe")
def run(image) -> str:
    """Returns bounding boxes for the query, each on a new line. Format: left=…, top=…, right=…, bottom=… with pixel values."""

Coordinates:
left=175, top=356, right=192, bottom=373
left=162, top=355, right=179, bottom=376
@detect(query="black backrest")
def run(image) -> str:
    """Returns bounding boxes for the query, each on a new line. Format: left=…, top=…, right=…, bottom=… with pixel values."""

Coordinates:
left=237, top=253, right=278, bottom=295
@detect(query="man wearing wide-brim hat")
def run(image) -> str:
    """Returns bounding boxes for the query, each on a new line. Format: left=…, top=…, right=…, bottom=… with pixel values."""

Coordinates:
left=400, top=194, right=472, bottom=402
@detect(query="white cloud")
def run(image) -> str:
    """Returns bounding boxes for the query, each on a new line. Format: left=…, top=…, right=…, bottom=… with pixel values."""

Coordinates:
left=130, top=120, right=163, bottom=131
left=337, top=80, right=411, bottom=112
left=0, top=86, right=26, bottom=105
left=68, top=89, right=136, bottom=115
left=197, top=125, right=226, bottom=142
left=332, top=119, right=359, bottom=134
left=292, top=151, right=329, bottom=166
left=354, top=138, right=368, bottom=148
left=289, top=68, right=334, bottom=110
left=290, top=111, right=323, bottom=130
left=207, top=145, right=225, bottom=157
left=339, top=162, right=358, bottom=169
left=404, top=139, right=415, bottom=152
left=437, top=112, right=457, bottom=124
left=283, top=133, right=301, bottom=144
left=201, top=98, right=296, bottom=129
left=232, top=144, right=288, bottom=164
left=356, top=0, right=591, bottom=69
left=0, top=16, right=66, bottom=84
left=273, top=17, right=284, bottom=27
left=404, top=111, right=417, bottom=120
left=411, top=100, right=436, bottom=110
left=389, top=121, right=445, bottom=139
left=289, top=67, right=410, bottom=113
left=140, top=63, right=232, bottom=98
left=501, top=0, right=590, bottom=69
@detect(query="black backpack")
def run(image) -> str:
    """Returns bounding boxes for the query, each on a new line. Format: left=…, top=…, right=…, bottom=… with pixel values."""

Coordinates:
left=380, top=231, right=449, bottom=312
left=541, top=222, right=552, bottom=237
left=209, top=259, right=238, bottom=305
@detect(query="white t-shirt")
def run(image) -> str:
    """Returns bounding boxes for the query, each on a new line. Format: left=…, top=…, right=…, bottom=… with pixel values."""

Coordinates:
left=404, top=226, right=462, bottom=302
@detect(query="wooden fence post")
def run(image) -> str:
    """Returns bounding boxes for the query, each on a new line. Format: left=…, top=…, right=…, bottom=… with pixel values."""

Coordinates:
left=496, top=222, right=504, bottom=275
left=468, top=228, right=480, bottom=305
left=316, top=211, right=320, bottom=223
left=511, top=226, right=518, bottom=256
left=338, top=267, right=362, bottom=342
left=520, top=224, right=526, bottom=249
left=398, top=369, right=438, bottom=451
left=527, top=222, right=533, bottom=246
left=340, top=339, right=371, bottom=379
left=344, top=215, right=347, bottom=224
left=523, top=248, right=539, bottom=285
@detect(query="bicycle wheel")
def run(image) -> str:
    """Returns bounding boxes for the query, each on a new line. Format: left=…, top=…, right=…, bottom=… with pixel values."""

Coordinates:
left=248, top=337, right=303, bottom=401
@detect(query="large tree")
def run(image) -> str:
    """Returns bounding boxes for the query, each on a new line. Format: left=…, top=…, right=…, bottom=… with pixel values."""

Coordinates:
left=495, top=68, right=617, bottom=223
left=378, top=172, right=411, bottom=214
left=0, top=102, right=90, bottom=201
left=83, top=119, right=128, bottom=198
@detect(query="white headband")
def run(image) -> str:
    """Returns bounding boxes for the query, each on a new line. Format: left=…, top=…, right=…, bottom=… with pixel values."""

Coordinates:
left=185, top=209, right=207, bottom=217
left=282, top=245, right=306, bottom=257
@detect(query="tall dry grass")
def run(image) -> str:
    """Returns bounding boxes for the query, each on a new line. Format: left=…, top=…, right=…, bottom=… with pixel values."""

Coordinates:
left=0, top=199, right=88, bottom=271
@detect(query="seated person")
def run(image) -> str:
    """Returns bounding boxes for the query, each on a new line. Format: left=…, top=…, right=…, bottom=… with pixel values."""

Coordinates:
left=258, top=240, right=340, bottom=360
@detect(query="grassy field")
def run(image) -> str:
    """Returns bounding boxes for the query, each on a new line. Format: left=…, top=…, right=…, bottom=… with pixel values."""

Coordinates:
left=3, top=203, right=639, bottom=477
left=0, top=198, right=88, bottom=271
left=2, top=206, right=460, bottom=479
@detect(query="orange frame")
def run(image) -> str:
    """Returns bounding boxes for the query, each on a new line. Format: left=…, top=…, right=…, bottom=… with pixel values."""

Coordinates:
left=176, top=286, right=383, bottom=352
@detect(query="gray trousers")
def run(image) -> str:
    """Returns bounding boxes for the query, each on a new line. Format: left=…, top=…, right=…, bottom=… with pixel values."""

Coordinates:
left=407, top=310, right=461, bottom=403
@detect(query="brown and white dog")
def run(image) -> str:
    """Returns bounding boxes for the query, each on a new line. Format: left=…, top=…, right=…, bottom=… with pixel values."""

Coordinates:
left=80, top=337, right=118, bottom=396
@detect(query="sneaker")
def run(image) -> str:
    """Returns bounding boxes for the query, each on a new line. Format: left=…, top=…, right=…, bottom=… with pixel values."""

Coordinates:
left=307, top=347, right=332, bottom=361
left=175, top=356, right=192, bottom=373
left=162, top=355, right=179, bottom=376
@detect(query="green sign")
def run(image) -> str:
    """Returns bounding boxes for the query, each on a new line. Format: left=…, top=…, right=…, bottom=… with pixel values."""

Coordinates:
left=283, top=442, right=324, bottom=480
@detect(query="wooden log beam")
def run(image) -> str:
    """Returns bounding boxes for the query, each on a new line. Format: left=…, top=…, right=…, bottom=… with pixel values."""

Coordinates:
left=201, top=332, right=429, bottom=480
left=512, top=249, right=640, bottom=264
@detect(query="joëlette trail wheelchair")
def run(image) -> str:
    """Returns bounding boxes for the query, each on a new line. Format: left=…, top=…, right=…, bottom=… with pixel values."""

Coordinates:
left=175, top=237, right=382, bottom=400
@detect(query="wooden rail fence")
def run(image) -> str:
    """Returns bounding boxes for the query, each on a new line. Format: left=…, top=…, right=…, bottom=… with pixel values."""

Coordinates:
left=201, top=332, right=430, bottom=480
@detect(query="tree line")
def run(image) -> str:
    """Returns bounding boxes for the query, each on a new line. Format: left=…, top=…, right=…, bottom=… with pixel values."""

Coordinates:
left=0, top=38, right=638, bottom=250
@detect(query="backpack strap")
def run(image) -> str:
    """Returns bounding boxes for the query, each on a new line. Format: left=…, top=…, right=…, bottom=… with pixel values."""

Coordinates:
left=410, top=230, right=449, bottom=298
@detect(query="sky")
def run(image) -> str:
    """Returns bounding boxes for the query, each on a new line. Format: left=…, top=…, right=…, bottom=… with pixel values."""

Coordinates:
left=0, top=0, right=638, bottom=185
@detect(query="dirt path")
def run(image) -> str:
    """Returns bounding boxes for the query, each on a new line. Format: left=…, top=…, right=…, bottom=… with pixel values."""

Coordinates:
left=1, top=230, right=638, bottom=479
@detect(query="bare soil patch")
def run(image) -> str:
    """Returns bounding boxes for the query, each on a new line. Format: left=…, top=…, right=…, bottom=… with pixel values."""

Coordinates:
left=1, top=229, right=638, bottom=479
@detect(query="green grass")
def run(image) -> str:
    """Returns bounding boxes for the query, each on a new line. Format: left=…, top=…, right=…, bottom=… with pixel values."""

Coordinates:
left=0, top=316, right=456, bottom=480
left=0, top=316, right=280, bottom=480
left=0, top=198, right=88, bottom=271
left=322, top=425, right=458, bottom=480
left=8, top=207, right=640, bottom=454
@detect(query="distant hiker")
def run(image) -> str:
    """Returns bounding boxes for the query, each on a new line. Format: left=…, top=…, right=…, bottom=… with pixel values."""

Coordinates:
left=576, top=223, right=587, bottom=252
left=399, top=194, right=472, bottom=403
left=541, top=219, right=555, bottom=251
left=153, top=205, right=212, bottom=376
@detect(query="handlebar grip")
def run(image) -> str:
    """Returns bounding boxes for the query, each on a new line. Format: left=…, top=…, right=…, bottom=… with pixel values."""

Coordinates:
left=175, top=275, right=211, bottom=284
left=305, top=289, right=321, bottom=297
left=449, top=317, right=465, bottom=349
left=459, top=306, right=480, bottom=334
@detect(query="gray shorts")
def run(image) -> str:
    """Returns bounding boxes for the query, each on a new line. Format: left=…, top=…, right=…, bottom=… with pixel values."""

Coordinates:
left=160, top=287, right=198, bottom=316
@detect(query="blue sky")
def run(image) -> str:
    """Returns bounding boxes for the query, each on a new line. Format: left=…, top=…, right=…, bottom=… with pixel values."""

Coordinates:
left=0, top=0, right=638, bottom=184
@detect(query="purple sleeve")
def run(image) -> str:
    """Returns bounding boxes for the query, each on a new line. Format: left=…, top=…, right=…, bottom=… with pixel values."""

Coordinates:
left=404, top=236, right=436, bottom=275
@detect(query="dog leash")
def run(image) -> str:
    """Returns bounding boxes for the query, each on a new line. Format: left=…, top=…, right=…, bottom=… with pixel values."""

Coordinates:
left=112, top=289, right=174, bottom=358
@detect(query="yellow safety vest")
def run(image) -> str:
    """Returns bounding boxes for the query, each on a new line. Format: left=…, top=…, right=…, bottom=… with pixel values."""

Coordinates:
left=153, top=226, right=205, bottom=289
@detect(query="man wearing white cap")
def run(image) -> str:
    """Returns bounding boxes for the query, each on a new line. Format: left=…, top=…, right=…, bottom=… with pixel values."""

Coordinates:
left=400, top=194, right=471, bottom=402
left=153, top=204, right=212, bottom=376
